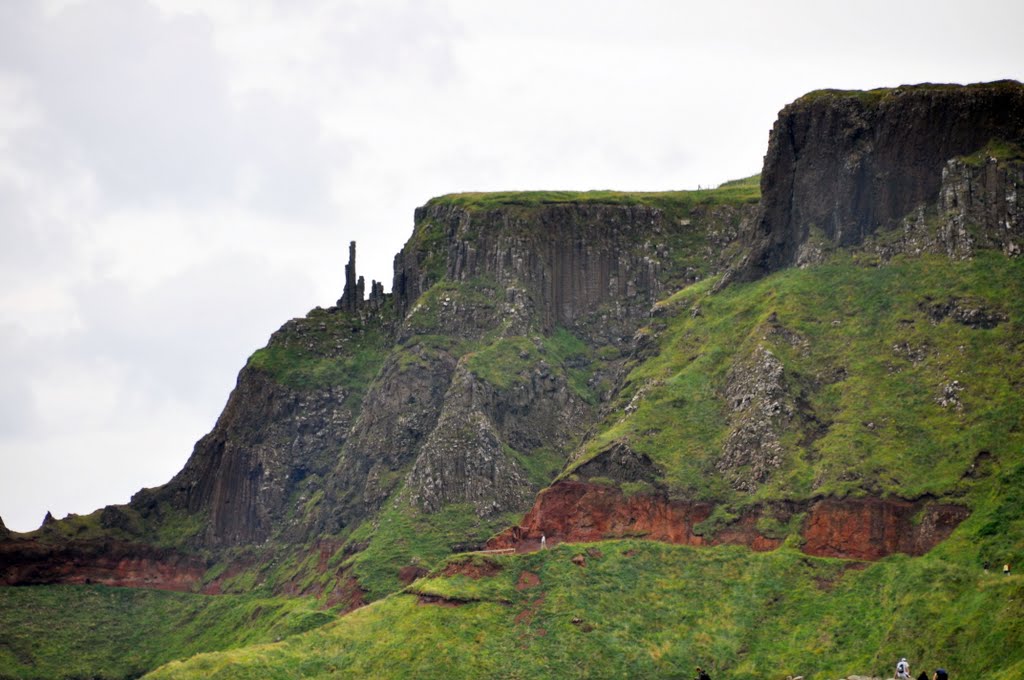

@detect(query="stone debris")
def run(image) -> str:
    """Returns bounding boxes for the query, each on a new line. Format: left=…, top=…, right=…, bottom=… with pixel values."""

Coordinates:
left=937, top=379, right=965, bottom=410
left=717, top=347, right=792, bottom=491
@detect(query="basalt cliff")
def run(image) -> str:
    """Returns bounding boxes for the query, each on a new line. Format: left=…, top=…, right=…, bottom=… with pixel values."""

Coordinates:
left=734, top=80, right=1024, bottom=280
left=3, top=81, right=1024, bottom=680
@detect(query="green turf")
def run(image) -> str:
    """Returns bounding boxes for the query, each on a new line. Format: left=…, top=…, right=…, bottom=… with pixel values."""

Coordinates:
left=142, top=540, right=1024, bottom=679
left=0, top=586, right=332, bottom=680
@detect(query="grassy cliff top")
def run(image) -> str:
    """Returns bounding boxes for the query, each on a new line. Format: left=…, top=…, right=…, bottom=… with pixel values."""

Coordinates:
left=425, top=175, right=760, bottom=211
left=795, top=79, right=1024, bottom=106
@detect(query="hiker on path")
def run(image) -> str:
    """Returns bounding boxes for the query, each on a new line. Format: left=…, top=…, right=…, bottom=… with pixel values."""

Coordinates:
left=1004, top=563, right=1011, bottom=575
left=540, top=534, right=546, bottom=550
left=895, top=657, right=911, bottom=679
left=694, top=666, right=711, bottom=680
left=932, top=669, right=948, bottom=680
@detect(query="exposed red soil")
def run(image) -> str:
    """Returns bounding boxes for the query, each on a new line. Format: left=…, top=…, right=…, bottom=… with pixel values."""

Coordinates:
left=201, top=561, right=255, bottom=595
left=516, top=571, right=541, bottom=590
left=802, top=498, right=970, bottom=559
left=513, top=608, right=533, bottom=624
left=398, top=565, right=430, bottom=585
left=0, top=482, right=969, bottom=598
left=326, top=575, right=367, bottom=613
left=514, top=594, right=546, bottom=627
left=0, top=536, right=368, bottom=614
left=487, top=481, right=968, bottom=561
left=441, top=558, right=503, bottom=579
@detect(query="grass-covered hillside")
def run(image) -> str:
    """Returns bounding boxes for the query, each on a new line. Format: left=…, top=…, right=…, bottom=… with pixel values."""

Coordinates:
left=0, top=586, right=331, bottom=680
left=145, top=540, right=1024, bottom=680
left=143, top=252, right=1024, bottom=679
left=571, top=252, right=1023, bottom=536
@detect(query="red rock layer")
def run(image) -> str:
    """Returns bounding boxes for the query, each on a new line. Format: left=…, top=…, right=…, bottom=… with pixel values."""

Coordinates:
left=488, top=481, right=968, bottom=561
left=802, top=497, right=970, bottom=559
left=0, top=539, right=208, bottom=592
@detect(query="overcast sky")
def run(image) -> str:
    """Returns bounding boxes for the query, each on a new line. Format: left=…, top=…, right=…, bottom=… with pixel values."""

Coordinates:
left=1, top=0, right=1021, bottom=532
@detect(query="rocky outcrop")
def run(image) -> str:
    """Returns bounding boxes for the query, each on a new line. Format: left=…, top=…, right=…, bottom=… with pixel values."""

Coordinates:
left=395, top=203, right=657, bottom=333
left=869, top=156, right=1024, bottom=261
left=404, top=363, right=566, bottom=516
left=488, top=481, right=968, bottom=561
left=321, top=349, right=458, bottom=531
left=919, top=295, right=1008, bottom=328
left=717, top=346, right=793, bottom=491
left=315, top=198, right=750, bottom=529
left=337, top=241, right=386, bottom=313
left=735, top=80, right=1024, bottom=280
left=489, top=481, right=722, bottom=550
left=574, top=442, right=663, bottom=484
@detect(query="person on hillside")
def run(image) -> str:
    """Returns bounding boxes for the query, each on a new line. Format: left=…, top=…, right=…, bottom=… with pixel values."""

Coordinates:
left=1004, top=563, right=1011, bottom=575
left=932, top=669, right=948, bottom=680
left=694, top=666, right=711, bottom=680
left=540, top=534, right=546, bottom=550
left=895, top=657, right=911, bottom=679
left=916, top=672, right=928, bottom=680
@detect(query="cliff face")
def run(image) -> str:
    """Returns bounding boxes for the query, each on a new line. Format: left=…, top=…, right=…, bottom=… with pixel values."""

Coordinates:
left=143, top=368, right=356, bottom=547
left=85, top=191, right=752, bottom=552
left=393, top=199, right=751, bottom=341
left=737, top=80, right=1024, bottom=279
left=318, top=195, right=754, bottom=535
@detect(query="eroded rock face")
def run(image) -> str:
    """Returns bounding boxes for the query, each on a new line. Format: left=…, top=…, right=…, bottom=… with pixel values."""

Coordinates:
left=404, top=359, right=589, bottom=517
left=717, top=347, right=793, bottom=491
left=145, top=367, right=357, bottom=547
left=406, top=400, right=533, bottom=516
left=489, top=481, right=968, bottom=561
left=736, top=81, right=1024, bottom=280
left=322, top=349, right=458, bottom=531
left=574, top=442, right=663, bottom=484
left=394, top=204, right=661, bottom=331
left=488, top=481, right=716, bottom=550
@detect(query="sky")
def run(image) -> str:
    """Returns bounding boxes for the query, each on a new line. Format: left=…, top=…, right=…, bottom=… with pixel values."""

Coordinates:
left=1, top=0, right=1022, bottom=533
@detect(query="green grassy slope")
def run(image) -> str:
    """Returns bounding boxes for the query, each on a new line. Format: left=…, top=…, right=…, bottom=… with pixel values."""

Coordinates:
left=247, top=305, right=392, bottom=401
left=570, top=252, right=1024, bottom=525
left=143, top=541, right=1024, bottom=680
left=0, top=586, right=332, bottom=680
